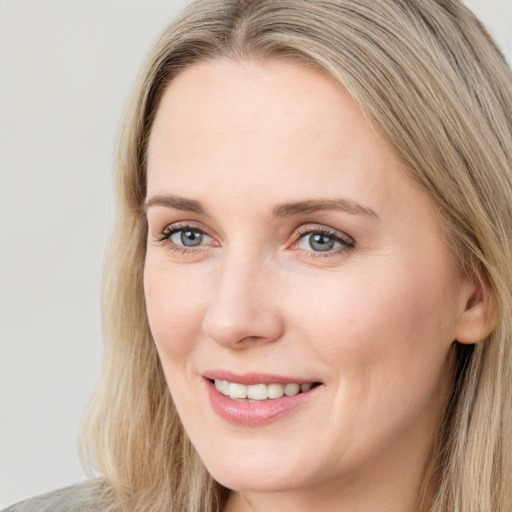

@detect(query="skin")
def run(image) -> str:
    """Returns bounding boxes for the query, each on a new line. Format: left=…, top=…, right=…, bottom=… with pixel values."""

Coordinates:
left=144, top=59, right=488, bottom=512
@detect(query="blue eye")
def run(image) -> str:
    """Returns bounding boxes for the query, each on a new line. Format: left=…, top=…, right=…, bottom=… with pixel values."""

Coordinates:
left=158, top=225, right=213, bottom=249
left=296, top=229, right=353, bottom=254
left=170, top=228, right=207, bottom=247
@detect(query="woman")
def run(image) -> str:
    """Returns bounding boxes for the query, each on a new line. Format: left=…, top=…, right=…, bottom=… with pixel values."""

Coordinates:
left=5, top=0, right=511, bottom=511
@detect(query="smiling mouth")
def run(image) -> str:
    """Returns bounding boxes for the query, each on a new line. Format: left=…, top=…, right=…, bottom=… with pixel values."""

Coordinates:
left=209, top=379, right=322, bottom=401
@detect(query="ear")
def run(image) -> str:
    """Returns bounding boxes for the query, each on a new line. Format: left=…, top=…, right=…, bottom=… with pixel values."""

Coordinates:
left=454, top=276, right=495, bottom=344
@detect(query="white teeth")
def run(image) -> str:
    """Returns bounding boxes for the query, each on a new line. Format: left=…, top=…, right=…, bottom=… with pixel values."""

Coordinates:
left=218, top=379, right=230, bottom=395
left=247, top=384, right=268, bottom=400
left=267, top=383, right=284, bottom=399
left=228, top=382, right=247, bottom=399
left=213, top=379, right=315, bottom=400
left=284, top=383, right=300, bottom=396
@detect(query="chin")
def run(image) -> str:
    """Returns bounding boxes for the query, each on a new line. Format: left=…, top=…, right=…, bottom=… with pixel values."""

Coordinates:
left=207, top=463, right=309, bottom=493
left=197, top=443, right=325, bottom=493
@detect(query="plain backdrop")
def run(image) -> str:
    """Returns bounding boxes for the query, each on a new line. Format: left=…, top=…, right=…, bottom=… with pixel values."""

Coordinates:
left=0, top=0, right=510, bottom=507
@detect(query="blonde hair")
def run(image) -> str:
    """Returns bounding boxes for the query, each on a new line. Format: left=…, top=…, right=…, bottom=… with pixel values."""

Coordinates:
left=81, top=1, right=512, bottom=511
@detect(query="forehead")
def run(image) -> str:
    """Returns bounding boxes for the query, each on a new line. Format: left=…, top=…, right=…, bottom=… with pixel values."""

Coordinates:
left=146, top=58, right=422, bottom=220
left=148, top=58, right=379, bottom=161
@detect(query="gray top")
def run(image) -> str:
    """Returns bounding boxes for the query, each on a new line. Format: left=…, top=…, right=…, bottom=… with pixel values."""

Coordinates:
left=2, top=481, right=102, bottom=512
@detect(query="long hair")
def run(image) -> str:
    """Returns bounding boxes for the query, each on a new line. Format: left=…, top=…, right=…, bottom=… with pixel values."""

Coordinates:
left=81, top=1, right=512, bottom=510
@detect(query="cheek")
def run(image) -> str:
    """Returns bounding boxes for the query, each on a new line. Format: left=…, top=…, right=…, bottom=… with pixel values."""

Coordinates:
left=285, top=263, right=458, bottom=389
left=278, top=265, right=458, bottom=461
left=143, top=260, right=210, bottom=361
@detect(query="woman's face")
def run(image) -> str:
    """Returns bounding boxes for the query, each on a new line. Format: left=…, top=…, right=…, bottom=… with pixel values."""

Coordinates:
left=144, top=59, right=477, bottom=500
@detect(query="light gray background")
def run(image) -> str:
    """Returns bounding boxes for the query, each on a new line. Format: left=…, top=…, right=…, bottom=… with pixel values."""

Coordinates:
left=0, top=0, right=510, bottom=507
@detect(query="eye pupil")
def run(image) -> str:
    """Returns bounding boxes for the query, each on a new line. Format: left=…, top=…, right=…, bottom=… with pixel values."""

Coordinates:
left=180, top=229, right=203, bottom=247
left=309, top=233, right=335, bottom=252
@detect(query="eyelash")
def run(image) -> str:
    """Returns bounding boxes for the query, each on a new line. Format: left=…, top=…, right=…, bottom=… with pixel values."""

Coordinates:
left=156, top=223, right=209, bottom=255
left=293, top=226, right=355, bottom=259
left=155, top=223, right=355, bottom=258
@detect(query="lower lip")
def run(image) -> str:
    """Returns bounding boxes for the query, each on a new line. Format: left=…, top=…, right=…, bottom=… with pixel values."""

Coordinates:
left=205, top=379, right=322, bottom=426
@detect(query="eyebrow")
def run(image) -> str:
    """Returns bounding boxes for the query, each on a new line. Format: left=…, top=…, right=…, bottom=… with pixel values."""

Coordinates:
left=145, top=194, right=378, bottom=219
left=272, top=199, right=378, bottom=219
left=145, top=195, right=206, bottom=214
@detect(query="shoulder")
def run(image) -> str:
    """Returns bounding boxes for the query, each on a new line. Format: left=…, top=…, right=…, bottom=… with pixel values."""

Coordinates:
left=2, top=480, right=103, bottom=512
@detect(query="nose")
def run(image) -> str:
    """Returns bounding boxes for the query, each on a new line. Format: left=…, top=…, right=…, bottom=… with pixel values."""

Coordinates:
left=201, top=253, right=284, bottom=349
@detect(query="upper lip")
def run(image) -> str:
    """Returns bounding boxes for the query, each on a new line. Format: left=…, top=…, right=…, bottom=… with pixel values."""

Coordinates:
left=202, top=369, right=321, bottom=386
